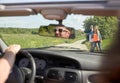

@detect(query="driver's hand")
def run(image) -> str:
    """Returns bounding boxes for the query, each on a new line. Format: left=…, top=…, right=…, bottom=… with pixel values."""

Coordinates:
left=5, top=44, right=21, bottom=56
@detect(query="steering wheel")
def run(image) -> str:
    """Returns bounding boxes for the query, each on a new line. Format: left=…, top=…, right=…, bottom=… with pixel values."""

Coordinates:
left=6, top=50, right=36, bottom=83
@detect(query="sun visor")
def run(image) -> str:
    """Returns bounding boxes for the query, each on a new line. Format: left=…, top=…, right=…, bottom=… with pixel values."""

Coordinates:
left=41, top=8, right=67, bottom=20
left=0, top=8, right=35, bottom=16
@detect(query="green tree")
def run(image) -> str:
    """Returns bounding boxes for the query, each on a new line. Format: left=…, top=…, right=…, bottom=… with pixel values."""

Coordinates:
left=83, top=16, right=118, bottom=39
left=83, top=17, right=97, bottom=33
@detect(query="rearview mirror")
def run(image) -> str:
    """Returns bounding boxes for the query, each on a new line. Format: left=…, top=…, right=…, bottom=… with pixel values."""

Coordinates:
left=38, top=24, right=75, bottom=39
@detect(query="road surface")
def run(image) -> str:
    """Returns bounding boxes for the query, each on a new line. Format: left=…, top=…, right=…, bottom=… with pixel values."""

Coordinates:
left=56, top=39, right=88, bottom=51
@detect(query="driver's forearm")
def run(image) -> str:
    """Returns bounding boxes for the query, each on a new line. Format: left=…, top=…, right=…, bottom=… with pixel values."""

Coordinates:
left=0, top=52, right=15, bottom=83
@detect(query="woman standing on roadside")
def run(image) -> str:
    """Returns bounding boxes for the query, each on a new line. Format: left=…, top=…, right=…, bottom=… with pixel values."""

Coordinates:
left=92, top=25, right=102, bottom=52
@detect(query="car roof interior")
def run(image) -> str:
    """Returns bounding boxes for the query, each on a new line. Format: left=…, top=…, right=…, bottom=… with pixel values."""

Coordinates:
left=0, top=0, right=120, bottom=20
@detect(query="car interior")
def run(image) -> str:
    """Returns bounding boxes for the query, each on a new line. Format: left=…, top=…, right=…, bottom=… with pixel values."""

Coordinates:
left=0, top=0, right=120, bottom=83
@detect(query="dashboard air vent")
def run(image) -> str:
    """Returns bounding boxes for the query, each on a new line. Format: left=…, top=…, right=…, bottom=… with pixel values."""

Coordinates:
left=47, top=70, right=59, bottom=80
left=64, top=72, right=77, bottom=82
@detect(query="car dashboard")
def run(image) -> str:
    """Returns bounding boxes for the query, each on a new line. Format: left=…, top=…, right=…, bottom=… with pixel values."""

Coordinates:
left=15, top=49, right=104, bottom=83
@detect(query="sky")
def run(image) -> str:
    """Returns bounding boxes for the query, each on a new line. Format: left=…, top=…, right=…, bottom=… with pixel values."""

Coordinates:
left=0, top=14, right=90, bottom=30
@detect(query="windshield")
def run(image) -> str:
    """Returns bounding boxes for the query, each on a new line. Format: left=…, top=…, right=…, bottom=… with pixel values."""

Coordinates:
left=0, top=14, right=117, bottom=52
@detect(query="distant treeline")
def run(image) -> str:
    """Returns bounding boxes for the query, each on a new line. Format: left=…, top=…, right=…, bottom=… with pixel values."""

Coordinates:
left=0, top=27, right=39, bottom=34
left=0, top=27, right=85, bottom=38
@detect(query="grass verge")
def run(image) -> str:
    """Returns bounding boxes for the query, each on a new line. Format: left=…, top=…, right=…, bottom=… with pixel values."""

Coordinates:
left=1, top=34, right=84, bottom=48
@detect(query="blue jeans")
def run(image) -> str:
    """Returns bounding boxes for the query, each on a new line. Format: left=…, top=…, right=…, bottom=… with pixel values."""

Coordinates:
left=91, top=41, right=102, bottom=52
left=97, top=41, right=102, bottom=51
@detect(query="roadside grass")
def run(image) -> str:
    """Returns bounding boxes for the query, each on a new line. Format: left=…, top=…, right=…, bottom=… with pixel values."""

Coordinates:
left=1, top=33, right=113, bottom=51
left=1, top=34, right=84, bottom=48
left=102, top=38, right=115, bottom=50
left=85, top=38, right=114, bottom=51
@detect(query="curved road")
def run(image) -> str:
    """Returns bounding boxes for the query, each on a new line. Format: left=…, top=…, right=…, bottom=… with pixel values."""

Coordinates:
left=56, top=39, right=88, bottom=51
